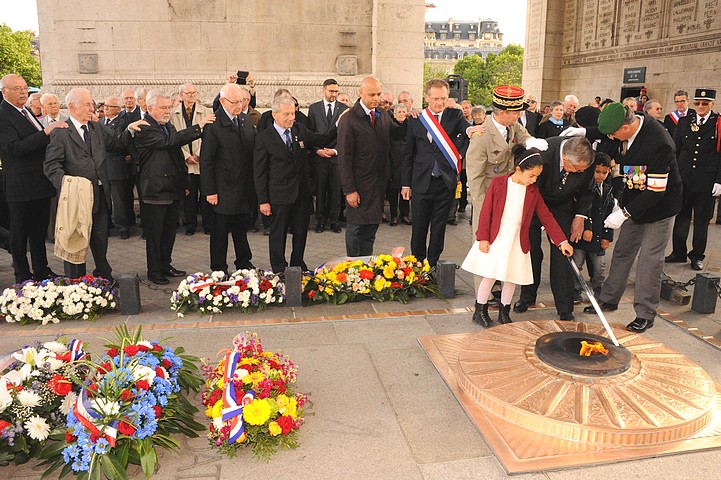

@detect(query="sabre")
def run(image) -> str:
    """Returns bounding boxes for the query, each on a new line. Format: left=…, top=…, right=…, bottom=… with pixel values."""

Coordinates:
left=567, top=257, right=620, bottom=346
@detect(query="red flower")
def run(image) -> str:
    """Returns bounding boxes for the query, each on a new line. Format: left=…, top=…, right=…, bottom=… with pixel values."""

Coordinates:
left=162, top=359, right=172, bottom=369
left=86, top=383, right=98, bottom=397
left=155, top=366, right=166, bottom=379
left=120, top=389, right=134, bottom=402
left=259, top=279, right=272, bottom=291
left=152, top=344, right=163, bottom=352
left=336, top=273, right=347, bottom=283
left=97, top=362, right=112, bottom=374
left=47, top=374, right=73, bottom=396
left=402, top=267, right=412, bottom=277
left=117, top=420, right=136, bottom=436
left=137, top=344, right=150, bottom=353
left=212, top=286, right=223, bottom=296
left=268, top=359, right=281, bottom=370
left=390, top=282, right=402, bottom=289
left=123, top=345, right=140, bottom=356
left=136, top=380, right=150, bottom=391
left=65, top=430, right=77, bottom=443
left=152, top=406, right=162, bottom=419
left=278, top=415, right=294, bottom=435
left=107, top=347, right=119, bottom=358
left=236, top=280, right=247, bottom=292
left=308, top=290, right=316, bottom=300
left=359, top=269, right=374, bottom=280
left=0, top=420, right=12, bottom=433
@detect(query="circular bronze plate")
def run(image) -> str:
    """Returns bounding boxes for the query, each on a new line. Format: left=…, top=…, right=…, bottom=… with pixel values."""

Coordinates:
left=457, top=321, right=717, bottom=446
left=534, top=332, right=632, bottom=376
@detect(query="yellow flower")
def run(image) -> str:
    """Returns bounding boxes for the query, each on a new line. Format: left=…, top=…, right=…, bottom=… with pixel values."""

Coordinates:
left=269, top=421, right=282, bottom=436
left=403, top=255, right=418, bottom=263
left=243, top=399, right=272, bottom=426
left=422, top=259, right=431, bottom=272
left=286, top=397, right=298, bottom=419
left=276, top=394, right=290, bottom=414
left=241, top=371, right=265, bottom=386
left=211, top=399, right=224, bottom=418
left=216, top=377, right=224, bottom=389
left=407, top=272, right=416, bottom=284
left=382, top=265, right=395, bottom=279
left=374, top=277, right=387, bottom=292
left=240, top=357, right=260, bottom=366
left=324, top=286, right=335, bottom=296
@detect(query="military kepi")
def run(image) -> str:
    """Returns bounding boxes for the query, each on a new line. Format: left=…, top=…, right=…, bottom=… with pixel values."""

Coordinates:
left=492, top=85, right=527, bottom=111
left=694, top=88, right=716, bottom=101
left=597, top=102, right=627, bottom=135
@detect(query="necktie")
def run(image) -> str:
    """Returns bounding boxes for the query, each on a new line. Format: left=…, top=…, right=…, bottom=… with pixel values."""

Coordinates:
left=596, top=183, right=603, bottom=196
left=680, top=111, right=685, bottom=117
left=699, top=117, right=705, bottom=126
left=326, top=103, right=333, bottom=125
left=505, top=128, right=511, bottom=143
left=370, top=109, right=375, bottom=126
left=559, top=168, right=568, bottom=186
left=23, top=109, right=41, bottom=131
left=161, top=124, right=169, bottom=139
left=621, top=140, right=629, bottom=155
left=81, top=124, right=92, bottom=154
left=284, top=129, right=292, bottom=152
left=232, top=116, right=239, bottom=131
left=49, top=118, right=55, bottom=123
left=431, top=114, right=443, bottom=176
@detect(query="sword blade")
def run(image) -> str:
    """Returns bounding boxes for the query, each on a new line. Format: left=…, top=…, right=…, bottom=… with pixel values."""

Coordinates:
left=567, top=257, right=620, bottom=346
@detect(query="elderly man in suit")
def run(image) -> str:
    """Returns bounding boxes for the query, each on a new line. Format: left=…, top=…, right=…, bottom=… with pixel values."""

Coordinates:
left=39, top=93, right=68, bottom=127
left=44, top=88, right=137, bottom=281
left=255, top=93, right=338, bottom=273
left=307, top=78, right=348, bottom=234
left=133, top=90, right=215, bottom=284
left=102, top=96, right=134, bottom=239
left=401, top=78, right=473, bottom=267
left=170, top=83, right=212, bottom=236
left=200, top=83, right=256, bottom=274
left=0, top=74, right=65, bottom=283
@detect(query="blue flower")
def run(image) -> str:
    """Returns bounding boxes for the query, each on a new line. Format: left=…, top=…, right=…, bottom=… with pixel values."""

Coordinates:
left=94, top=438, right=109, bottom=454
left=71, top=459, right=87, bottom=472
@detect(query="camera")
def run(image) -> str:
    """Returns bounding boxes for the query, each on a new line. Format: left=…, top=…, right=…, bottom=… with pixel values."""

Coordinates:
left=236, top=70, right=249, bottom=85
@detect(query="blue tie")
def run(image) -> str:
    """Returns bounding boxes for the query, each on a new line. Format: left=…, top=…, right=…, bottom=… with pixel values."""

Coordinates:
left=284, top=129, right=292, bottom=152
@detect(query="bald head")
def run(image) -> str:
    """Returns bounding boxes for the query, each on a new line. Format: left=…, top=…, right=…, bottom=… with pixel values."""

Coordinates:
left=359, top=76, right=382, bottom=110
left=103, top=96, right=122, bottom=120
left=179, top=82, right=198, bottom=106
left=1, top=74, right=30, bottom=109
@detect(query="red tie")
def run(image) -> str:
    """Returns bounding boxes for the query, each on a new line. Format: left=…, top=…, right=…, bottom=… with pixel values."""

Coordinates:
left=370, top=109, right=375, bottom=126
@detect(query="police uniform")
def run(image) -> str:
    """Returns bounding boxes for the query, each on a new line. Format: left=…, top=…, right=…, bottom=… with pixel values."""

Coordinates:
left=667, top=88, right=721, bottom=269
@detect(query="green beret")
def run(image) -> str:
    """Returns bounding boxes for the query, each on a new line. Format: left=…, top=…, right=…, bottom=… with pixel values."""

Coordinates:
left=598, top=102, right=627, bottom=135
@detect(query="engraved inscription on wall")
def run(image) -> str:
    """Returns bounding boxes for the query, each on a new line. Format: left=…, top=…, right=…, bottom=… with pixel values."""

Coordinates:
left=525, top=0, right=544, bottom=69
left=563, top=0, right=577, bottom=53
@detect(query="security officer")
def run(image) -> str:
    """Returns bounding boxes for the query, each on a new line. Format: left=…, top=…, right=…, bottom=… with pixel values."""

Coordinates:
left=665, top=88, right=721, bottom=271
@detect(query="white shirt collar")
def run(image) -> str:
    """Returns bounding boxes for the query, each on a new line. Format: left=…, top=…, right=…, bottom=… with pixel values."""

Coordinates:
left=626, top=115, right=644, bottom=150
left=273, top=122, right=291, bottom=140
left=323, top=100, right=336, bottom=110
left=68, top=115, right=87, bottom=138
left=359, top=100, right=373, bottom=116
left=491, top=114, right=507, bottom=137
left=222, top=106, right=236, bottom=123
left=697, top=111, right=711, bottom=123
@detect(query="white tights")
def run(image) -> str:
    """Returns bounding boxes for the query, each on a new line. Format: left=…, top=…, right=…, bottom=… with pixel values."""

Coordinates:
left=476, top=277, right=516, bottom=306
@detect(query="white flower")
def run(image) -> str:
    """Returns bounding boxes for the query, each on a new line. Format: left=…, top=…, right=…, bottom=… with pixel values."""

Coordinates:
left=46, top=357, right=65, bottom=371
left=91, top=398, right=121, bottom=416
left=212, top=416, right=225, bottom=431
left=12, top=347, right=38, bottom=366
left=18, top=389, right=42, bottom=408
left=24, top=415, right=51, bottom=441
left=60, top=392, right=77, bottom=415
left=132, top=365, right=156, bottom=383
left=4, top=363, right=32, bottom=385
left=0, top=379, right=12, bottom=413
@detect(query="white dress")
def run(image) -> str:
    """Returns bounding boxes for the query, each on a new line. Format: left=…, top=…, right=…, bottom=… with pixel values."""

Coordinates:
left=461, top=178, right=533, bottom=285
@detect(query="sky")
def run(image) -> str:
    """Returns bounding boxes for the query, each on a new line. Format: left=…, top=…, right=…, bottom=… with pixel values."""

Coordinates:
left=2, top=0, right=526, bottom=46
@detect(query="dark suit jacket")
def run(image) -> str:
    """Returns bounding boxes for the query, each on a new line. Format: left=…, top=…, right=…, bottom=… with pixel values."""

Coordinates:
left=254, top=123, right=335, bottom=206
left=102, top=115, right=133, bottom=181
left=673, top=111, right=721, bottom=193
left=521, top=111, right=542, bottom=137
left=200, top=108, right=256, bottom=215
left=402, top=108, right=471, bottom=195
left=663, top=108, right=695, bottom=139
left=536, top=119, right=570, bottom=139
left=132, top=114, right=202, bottom=203
left=44, top=118, right=128, bottom=211
left=307, top=100, right=348, bottom=165
left=477, top=174, right=567, bottom=253
left=0, top=100, right=55, bottom=202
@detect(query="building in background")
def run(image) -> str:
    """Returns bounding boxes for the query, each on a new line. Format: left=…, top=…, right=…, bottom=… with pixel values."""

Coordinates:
left=424, top=18, right=504, bottom=73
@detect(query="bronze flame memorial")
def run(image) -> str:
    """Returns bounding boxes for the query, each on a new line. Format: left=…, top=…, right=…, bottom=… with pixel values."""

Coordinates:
left=419, top=321, right=721, bottom=473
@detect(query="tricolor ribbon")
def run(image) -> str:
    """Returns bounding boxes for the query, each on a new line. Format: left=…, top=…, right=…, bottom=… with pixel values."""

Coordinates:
left=669, top=110, right=681, bottom=125
left=220, top=352, right=254, bottom=443
left=68, top=339, right=86, bottom=361
left=73, top=389, right=118, bottom=447
left=419, top=108, right=462, bottom=178
left=190, top=279, right=241, bottom=294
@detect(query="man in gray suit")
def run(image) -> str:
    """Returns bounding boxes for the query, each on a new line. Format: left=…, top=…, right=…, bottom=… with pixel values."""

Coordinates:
left=39, top=93, right=68, bottom=127
left=44, top=88, right=137, bottom=280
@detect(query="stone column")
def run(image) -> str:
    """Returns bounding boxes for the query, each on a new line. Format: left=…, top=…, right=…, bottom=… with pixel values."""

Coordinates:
left=522, top=0, right=565, bottom=105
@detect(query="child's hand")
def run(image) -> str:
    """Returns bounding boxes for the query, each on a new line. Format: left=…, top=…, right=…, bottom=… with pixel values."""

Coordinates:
left=582, top=230, right=592, bottom=242
left=601, top=239, right=610, bottom=250
left=479, top=241, right=490, bottom=253
left=559, top=242, right=574, bottom=257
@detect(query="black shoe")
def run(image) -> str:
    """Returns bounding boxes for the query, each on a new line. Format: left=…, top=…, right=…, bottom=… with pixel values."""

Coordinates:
left=315, top=223, right=325, bottom=233
left=691, top=259, right=704, bottom=271
left=331, top=223, right=342, bottom=233
left=559, top=312, right=575, bottom=321
left=513, top=299, right=531, bottom=313
left=573, top=290, right=582, bottom=303
left=457, top=206, right=466, bottom=213
left=263, top=227, right=271, bottom=236
left=141, top=231, right=147, bottom=240
left=472, top=302, right=493, bottom=327
left=237, top=262, right=255, bottom=270
left=185, top=229, right=195, bottom=236
left=389, top=218, right=398, bottom=226
left=401, top=216, right=412, bottom=225
left=119, top=230, right=130, bottom=239
left=447, top=218, right=457, bottom=225
left=148, top=275, right=169, bottom=285
left=162, top=267, right=186, bottom=277
left=583, top=302, right=618, bottom=314
left=627, top=317, right=654, bottom=333
left=33, top=269, right=57, bottom=281
left=498, top=304, right=512, bottom=324
left=204, top=228, right=212, bottom=235
left=664, top=253, right=687, bottom=263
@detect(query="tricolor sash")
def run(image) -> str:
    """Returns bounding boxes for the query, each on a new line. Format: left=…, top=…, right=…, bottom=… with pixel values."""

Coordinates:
left=419, top=108, right=462, bottom=178
left=669, top=111, right=681, bottom=125
left=220, top=352, right=255, bottom=443
left=73, top=389, right=118, bottom=447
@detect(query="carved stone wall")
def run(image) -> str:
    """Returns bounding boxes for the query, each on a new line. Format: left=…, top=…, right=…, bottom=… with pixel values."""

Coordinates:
left=36, top=0, right=425, bottom=107
left=523, top=0, right=721, bottom=113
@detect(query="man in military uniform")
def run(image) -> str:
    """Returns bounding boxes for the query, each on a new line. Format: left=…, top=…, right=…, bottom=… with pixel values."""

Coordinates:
left=583, top=103, right=682, bottom=333
left=665, top=88, right=721, bottom=271
left=663, top=89, right=695, bottom=138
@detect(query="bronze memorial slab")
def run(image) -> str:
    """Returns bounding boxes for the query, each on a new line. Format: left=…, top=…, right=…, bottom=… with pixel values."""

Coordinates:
left=419, top=321, right=721, bottom=474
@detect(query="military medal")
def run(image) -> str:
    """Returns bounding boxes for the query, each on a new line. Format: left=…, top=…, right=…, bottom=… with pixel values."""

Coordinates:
left=298, top=140, right=305, bottom=149
left=691, top=124, right=699, bottom=132
left=493, top=165, right=500, bottom=174
left=632, top=174, right=639, bottom=182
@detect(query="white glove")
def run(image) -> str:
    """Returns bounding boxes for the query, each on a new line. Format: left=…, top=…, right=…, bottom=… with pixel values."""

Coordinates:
left=604, top=209, right=627, bottom=229
left=525, top=138, right=549, bottom=151
left=712, top=183, right=721, bottom=196
left=559, top=126, right=587, bottom=137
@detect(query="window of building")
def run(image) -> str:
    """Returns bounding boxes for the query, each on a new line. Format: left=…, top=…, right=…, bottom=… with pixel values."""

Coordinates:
left=454, top=33, right=460, bottom=40
left=440, top=33, right=446, bottom=39
left=469, top=33, right=475, bottom=40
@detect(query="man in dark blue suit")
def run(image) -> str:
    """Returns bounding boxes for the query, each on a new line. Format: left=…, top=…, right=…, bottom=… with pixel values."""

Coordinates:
left=402, top=78, right=472, bottom=267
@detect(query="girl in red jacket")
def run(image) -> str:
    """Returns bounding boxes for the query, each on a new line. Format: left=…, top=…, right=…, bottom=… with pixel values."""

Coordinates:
left=462, top=146, right=573, bottom=327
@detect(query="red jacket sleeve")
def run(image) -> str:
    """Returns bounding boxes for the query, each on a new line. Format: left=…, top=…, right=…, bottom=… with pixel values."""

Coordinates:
left=531, top=186, right=568, bottom=247
left=476, top=176, right=499, bottom=241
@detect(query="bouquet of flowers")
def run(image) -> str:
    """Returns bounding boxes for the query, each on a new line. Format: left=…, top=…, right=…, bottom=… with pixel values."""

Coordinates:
left=40, top=326, right=204, bottom=479
left=0, top=337, right=87, bottom=466
left=0, top=276, right=117, bottom=325
left=201, top=332, right=307, bottom=460
left=170, top=269, right=285, bottom=317
left=303, top=254, right=436, bottom=304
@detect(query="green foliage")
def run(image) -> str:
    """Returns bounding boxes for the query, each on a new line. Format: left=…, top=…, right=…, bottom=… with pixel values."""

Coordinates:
left=0, top=24, right=42, bottom=87
left=453, top=44, right=524, bottom=107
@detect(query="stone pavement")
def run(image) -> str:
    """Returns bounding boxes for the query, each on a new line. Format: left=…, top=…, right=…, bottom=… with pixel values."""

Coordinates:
left=2, top=208, right=721, bottom=479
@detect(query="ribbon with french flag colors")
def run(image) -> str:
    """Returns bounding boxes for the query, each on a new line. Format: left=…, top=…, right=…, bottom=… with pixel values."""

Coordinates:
left=418, top=108, right=462, bottom=179
left=220, top=352, right=255, bottom=444
left=73, top=389, right=118, bottom=447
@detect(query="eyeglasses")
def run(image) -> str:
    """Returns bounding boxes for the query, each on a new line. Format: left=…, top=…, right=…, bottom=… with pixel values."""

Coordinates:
left=221, top=97, right=242, bottom=105
left=183, top=91, right=198, bottom=96
left=674, top=99, right=688, bottom=103
left=105, top=105, right=121, bottom=108
left=694, top=100, right=711, bottom=106
left=4, top=86, right=29, bottom=92
left=528, top=100, right=537, bottom=104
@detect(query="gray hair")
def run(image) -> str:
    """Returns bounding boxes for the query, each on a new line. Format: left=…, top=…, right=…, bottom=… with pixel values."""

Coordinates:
left=179, top=83, right=194, bottom=94
left=643, top=99, right=661, bottom=113
left=145, top=89, right=170, bottom=108
left=219, top=83, right=242, bottom=99
left=135, top=87, right=148, bottom=100
left=471, top=106, right=485, bottom=116
left=40, top=93, right=59, bottom=105
left=271, top=93, right=296, bottom=113
left=65, top=88, right=92, bottom=108
left=121, top=88, right=136, bottom=99
left=619, top=105, right=637, bottom=127
left=562, top=137, right=594, bottom=166
left=563, top=94, right=579, bottom=105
